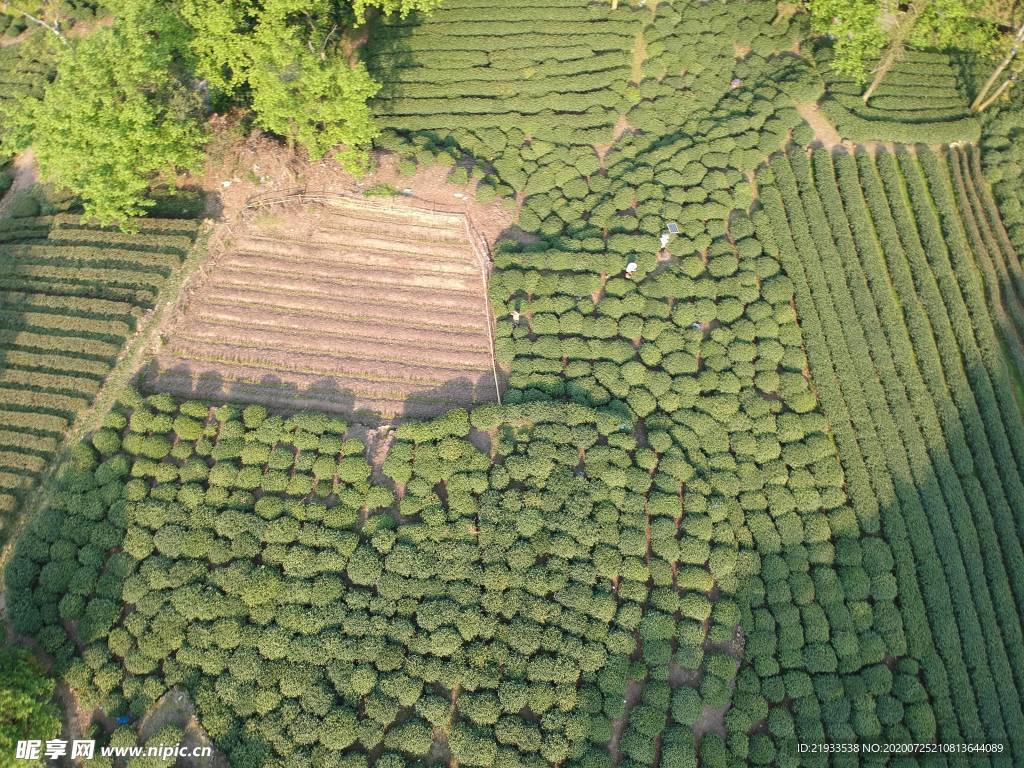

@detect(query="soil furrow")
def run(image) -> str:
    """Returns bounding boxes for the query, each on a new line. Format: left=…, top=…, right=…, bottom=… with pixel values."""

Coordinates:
left=222, top=254, right=481, bottom=293
left=158, top=199, right=499, bottom=419
left=155, top=344, right=485, bottom=386
left=190, top=306, right=492, bottom=352
left=232, top=238, right=479, bottom=275
left=202, top=277, right=487, bottom=315
left=168, top=324, right=494, bottom=369
left=199, top=288, right=484, bottom=328
left=242, top=231, right=477, bottom=263
left=207, top=268, right=483, bottom=309
left=324, top=199, right=467, bottom=228
left=316, top=210, right=467, bottom=242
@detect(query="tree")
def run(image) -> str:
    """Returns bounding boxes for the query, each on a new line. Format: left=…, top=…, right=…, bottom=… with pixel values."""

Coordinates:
left=180, top=0, right=436, bottom=171
left=352, top=0, right=440, bottom=23
left=807, top=0, right=1001, bottom=103
left=971, top=20, right=1024, bottom=112
left=0, top=1, right=68, bottom=41
left=860, top=0, right=926, bottom=103
left=4, top=0, right=443, bottom=222
left=1, top=1, right=204, bottom=223
left=0, top=647, right=61, bottom=762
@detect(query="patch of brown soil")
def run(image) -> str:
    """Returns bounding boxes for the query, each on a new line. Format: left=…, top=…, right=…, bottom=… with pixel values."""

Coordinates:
left=189, top=120, right=515, bottom=249
left=795, top=101, right=844, bottom=148
left=631, top=29, right=647, bottom=84
left=55, top=683, right=90, bottom=745
left=0, top=26, right=30, bottom=46
left=66, top=15, right=113, bottom=38
left=794, top=103, right=897, bottom=155
left=0, top=151, right=38, bottom=218
left=773, top=2, right=801, bottom=25
left=596, top=115, right=633, bottom=166
left=608, top=679, right=644, bottom=763
left=668, top=661, right=701, bottom=688
left=138, top=687, right=229, bottom=768
left=693, top=701, right=730, bottom=745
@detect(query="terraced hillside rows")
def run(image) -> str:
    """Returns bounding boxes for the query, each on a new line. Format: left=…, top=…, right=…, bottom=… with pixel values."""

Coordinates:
left=0, top=33, right=54, bottom=135
left=979, top=89, right=1024, bottom=274
left=946, top=145, right=1024, bottom=385
left=0, top=213, right=199, bottom=545
left=149, top=196, right=499, bottom=420
left=366, top=0, right=645, bottom=200
left=757, top=145, right=1024, bottom=763
left=814, top=44, right=980, bottom=144
left=368, top=0, right=808, bottom=206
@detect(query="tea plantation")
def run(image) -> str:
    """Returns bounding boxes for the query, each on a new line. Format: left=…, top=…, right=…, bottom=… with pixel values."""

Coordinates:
left=0, top=214, right=200, bottom=547
left=813, top=44, right=980, bottom=144
left=2, top=0, right=1023, bottom=767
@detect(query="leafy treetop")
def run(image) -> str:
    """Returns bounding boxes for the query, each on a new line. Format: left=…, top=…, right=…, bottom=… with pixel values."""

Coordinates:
left=3, top=0, right=440, bottom=223
left=0, top=646, right=61, bottom=765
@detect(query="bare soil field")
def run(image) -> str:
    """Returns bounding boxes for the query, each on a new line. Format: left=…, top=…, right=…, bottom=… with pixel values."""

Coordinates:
left=146, top=195, right=501, bottom=421
left=192, top=121, right=517, bottom=246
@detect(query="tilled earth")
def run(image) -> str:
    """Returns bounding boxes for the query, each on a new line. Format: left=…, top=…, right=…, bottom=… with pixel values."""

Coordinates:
left=147, top=198, right=501, bottom=421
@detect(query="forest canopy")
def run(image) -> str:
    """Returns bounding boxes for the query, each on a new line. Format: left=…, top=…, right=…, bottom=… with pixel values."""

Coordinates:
left=1, top=0, right=438, bottom=222
left=0, top=646, right=61, bottom=760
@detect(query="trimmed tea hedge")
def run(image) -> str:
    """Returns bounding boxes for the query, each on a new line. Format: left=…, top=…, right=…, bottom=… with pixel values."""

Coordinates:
left=0, top=214, right=199, bottom=547
left=758, top=146, right=1024, bottom=762
left=980, top=87, right=1024, bottom=258
left=814, top=43, right=980, bottom=144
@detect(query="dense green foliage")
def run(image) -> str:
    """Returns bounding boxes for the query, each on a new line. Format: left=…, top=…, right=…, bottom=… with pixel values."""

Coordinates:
left=806, top=0, right=1001, bottom=83
left=367, top=0, right=643, bottom=202
left=945, top=144, right=1024, bottom=382
left=2, top=0, right=442, bottom=222
left=0, top=646, right=61, bottom=766
left=371, top=0, right=810, bottom=214
left=3, top=1, right=1024, bottom=765
left=179, top=0, right=434, bottom=171
left=814, top=43, right=980, bottom=144
left=4, top=3, right=954, bottom=766
left=8, top=393, right=631, bottom=766
left=8, top=377, right=926, bottom=767
left=2, top=4, right=205, bottom=224
left=757, top=145, right=1024, bottom=762
left=980, top=87, right=1024, bottom=256
left=0, top=214, right=199, bottom=548
left=0, top=32, right=56, bottom=150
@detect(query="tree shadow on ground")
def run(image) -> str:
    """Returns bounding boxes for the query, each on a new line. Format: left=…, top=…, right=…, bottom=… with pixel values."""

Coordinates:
left=398, top=370, right=501, bottom=420
left=361, top=8, right=419, bottom=107
left=139, top=362, right=502, bottom=428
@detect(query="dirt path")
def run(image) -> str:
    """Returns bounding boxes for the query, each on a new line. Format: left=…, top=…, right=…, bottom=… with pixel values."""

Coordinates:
left=794, top=102, right=897, bottom=155
left=608, top=678, right=644, bottom=763
left=631, top=28, right=647, bottom=84
left=795, top=102, right=844, bottom=147
left=0, top=151, right=37, bottom=218
left=0, top=28, right=29, bottom=46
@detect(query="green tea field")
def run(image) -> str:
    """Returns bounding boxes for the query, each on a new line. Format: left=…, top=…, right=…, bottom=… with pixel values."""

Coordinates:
left=1, top=1, right=1022, bottom=767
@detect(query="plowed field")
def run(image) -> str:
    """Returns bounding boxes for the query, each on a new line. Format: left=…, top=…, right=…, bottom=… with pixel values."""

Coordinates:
left=147, top=196, right=500, bottom=419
